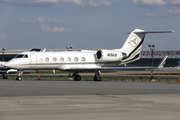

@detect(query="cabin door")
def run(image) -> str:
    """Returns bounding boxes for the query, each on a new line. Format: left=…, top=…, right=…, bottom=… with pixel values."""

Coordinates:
left=30, top=54, right=37, bottom=68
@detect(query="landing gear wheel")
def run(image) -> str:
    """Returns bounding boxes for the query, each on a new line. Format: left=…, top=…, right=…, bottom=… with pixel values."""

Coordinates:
left=74, top=75, right=81, bottom=81
left=2, top=74, right=8, bottom=79
left=94, top=76, right=101, bottom=81
left=16, top=77, right=21, bottom=81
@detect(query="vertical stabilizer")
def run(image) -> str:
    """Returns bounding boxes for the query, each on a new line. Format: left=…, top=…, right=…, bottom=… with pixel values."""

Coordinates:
left=120, top=29, right=146, bottom=63
left=119, top=29, right=174, bottom=64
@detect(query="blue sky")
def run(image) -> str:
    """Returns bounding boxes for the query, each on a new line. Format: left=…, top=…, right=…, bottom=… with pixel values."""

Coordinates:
left=0, top=0, right=179, bottom=50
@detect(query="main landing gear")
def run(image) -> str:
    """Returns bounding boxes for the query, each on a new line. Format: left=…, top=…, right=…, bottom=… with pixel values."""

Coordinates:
left=93, top=70, right=101, bottom=81
left=70, top=70, right=102, bottom=81
left=74, top=75, right=81, bottom=81
left=70, top=73, right=81, bottom=81
left=93, top=75, right=101, bottom=81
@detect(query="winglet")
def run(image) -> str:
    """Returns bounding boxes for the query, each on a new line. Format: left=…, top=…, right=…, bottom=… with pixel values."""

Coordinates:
left=42, top=48, right=46, bottom=52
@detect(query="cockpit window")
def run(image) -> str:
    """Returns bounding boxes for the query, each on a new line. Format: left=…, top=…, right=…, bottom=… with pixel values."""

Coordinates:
left=15, top=54, right=28, bottom=58
left=15, top=54, right=24, bottom=58
left=23, top=55, right=28, bottom=58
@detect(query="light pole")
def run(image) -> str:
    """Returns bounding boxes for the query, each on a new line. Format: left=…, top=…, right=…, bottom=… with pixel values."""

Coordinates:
left=148, top=44, right=155, bottom=81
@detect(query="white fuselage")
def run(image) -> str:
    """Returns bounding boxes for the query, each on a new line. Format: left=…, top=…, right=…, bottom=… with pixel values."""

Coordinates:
left=5, top=50, right=121, bottom=70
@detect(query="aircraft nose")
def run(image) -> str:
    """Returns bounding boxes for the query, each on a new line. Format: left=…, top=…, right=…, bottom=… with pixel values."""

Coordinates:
left=5, top=62, right=16, bottom=68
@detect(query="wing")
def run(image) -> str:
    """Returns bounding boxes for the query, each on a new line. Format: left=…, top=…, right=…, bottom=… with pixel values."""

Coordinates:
left=66, top=66, right=151, bottom=71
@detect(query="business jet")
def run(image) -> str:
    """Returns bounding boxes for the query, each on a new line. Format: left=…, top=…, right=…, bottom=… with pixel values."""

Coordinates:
left=4, top=29, right=174, bottom=81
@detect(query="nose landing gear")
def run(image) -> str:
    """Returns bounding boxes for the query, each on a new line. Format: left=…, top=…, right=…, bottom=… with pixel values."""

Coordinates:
left=2, top=73, right=8, bottom=79
left=16, top=70, right=23, bottom=81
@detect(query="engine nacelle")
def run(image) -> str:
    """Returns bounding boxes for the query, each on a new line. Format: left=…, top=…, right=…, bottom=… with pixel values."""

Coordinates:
left=96, top=50, right=127, bottom=62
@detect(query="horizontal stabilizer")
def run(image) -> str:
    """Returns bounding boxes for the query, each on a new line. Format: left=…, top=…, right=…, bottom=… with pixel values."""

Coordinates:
left=135, top=31, right=175, bottom=34
left=127, top=30, right=175, bottom=34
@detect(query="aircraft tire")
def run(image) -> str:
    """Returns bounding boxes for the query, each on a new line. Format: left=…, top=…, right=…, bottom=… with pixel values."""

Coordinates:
left=97, top=77, right=101, bottom=81
left=16, top=77, right=21, bottom=81
left=94, top=76, right=101, bottom=81
left=2, top=74, right=8, bottom=79
left=93, top=76, right=97, bottom=81
left=74, top=75, right=81, bottom=81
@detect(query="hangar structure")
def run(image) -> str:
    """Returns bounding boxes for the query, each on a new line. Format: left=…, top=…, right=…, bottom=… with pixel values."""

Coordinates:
left=0, top=49, right=180, bottom=67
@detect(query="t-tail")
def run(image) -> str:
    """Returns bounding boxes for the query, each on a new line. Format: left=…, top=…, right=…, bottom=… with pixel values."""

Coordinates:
left=119, top=29, right=174, bottom=64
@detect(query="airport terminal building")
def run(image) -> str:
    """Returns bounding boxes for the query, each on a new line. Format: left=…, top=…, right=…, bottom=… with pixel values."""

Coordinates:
left=130, top=50, right=180, bottom=67
left=0, top=49, right=180, bottom=67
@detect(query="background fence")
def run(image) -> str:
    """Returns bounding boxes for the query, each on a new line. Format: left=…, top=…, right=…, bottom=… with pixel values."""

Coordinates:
left=2, top=74, right=180, bottom=82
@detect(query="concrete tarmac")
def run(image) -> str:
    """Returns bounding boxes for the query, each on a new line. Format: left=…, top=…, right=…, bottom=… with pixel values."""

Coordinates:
left=0, top=79, right=180, bottom=120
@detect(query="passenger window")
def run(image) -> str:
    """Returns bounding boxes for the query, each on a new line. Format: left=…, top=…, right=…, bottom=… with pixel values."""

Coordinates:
left=60, top=57, right=64, bottom=61
left=74, top=57, right=78, bottom=62
left=67, top=57, right=71, bottom=61
left=53, top=57, right=57, bottom=61
left=45, top=57, right=49, bottom=61
left=81, top=57, right=86, bottom=61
